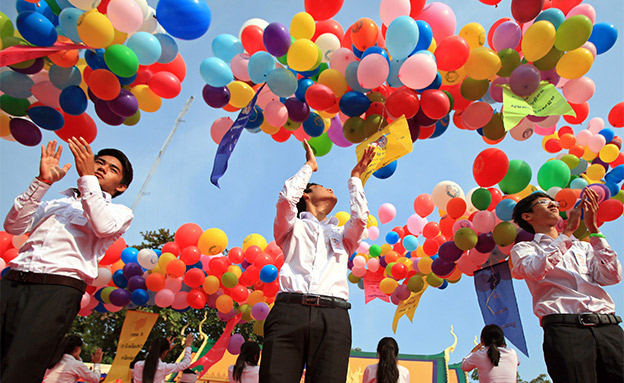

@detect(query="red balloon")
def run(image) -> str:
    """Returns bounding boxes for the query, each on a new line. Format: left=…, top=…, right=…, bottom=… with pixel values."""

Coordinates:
left=89, top=69, right=121, bottom=101
left=563, top=102, right=590, bottom=125
left=174, top=223, right=202, bottom=248
left=97, top=0, right=111, bottom=13
left=419, top=125, right=436, bottom=139
left=473, top=148, right=510, bottom=187
left=180, top=246, right=201, bottom=265
left=414, top=194, right=435, bottom=217
left=132, top=68, right=153, bottom=86
left=2, top=248, right=19, bottom=263
left=512, top=0, right=544, bottom=23
left=229, top=284, right=250, bottom=303
left=100, top=237, right=126, bottom=265
left=366, top=102, right=389, bottom=119
left=149, top=53, right=186, bottom=82
left=0, top=231, right=13, bottom=260
left=608, top=102, right=624, bottom=128
left=262, top=280, right=280, bottom=297
left=420, top=89, right=450, bottom=120
left=442, top=84, right=471, bottom=111
left=551, top=0, right=582, bottom=14
left=544, top=138, right=562, bottom=153
left=487, top=187, right=503, bottom=211
left=228, top=247, right=245, bottom=264
left=312, top=19, right=345, bottom=42
left=241, top=25, right=265, bottom=55
left=187, top=289, right=207, bottom=309
left=305, top=84, right=336, bottom=111
left=341, top=24, right=353, bottom=49
left=385, top=88, right=420, bottom=119
left=446, top=197, right=467, bottom=219
left=487, top=18, right=512, bottom=50
left=245, top=245, right=262, bottom=263
left=56, top=113, right=97, bottom=143
left=305, top=0, right=344, bottom=21
left=435, top=36, right=470, bottom=71
left=409, top=0, right=427, bottom=18
left=209, top=256, right=228, bottom=276
left=253, top=253, right=273, bottom=269
left=184, top=268, right=206, bottom=287
left=479, top=0, right=502, bottom=5
left=148, top=71, right=181, bottom=99
left=162, top=242, right=181, bottom=256
left=597, top=199, right=623, bottom=222
left=272, top=127, right=292, bottom=142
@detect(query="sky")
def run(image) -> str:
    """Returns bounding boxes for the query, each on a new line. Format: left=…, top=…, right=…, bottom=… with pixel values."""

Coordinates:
left=1, top=0, right=623, bottom=380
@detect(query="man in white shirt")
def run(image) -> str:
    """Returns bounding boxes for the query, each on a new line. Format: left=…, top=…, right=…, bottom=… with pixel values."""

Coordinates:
left=1, top=138, right=134, bottom=383
left=259, top=140, right=375, bottom=383
left=510, top=189, right=622, bottom=383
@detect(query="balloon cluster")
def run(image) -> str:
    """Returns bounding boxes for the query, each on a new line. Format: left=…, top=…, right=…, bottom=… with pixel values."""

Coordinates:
left=201, top=0, right=619, bottom=157
left=0, top=0, right=212, bottom=146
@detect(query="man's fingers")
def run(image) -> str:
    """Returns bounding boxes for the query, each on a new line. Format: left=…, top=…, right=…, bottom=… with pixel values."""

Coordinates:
left=62, top=163, right=72, bottom=172
left=54, top=143, right=63, bottom=160
left=78, top=136, right=93, bottom=155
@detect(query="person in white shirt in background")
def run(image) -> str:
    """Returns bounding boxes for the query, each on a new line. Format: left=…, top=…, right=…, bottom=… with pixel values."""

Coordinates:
left=228, top=341, right=260, bottom=383
left=510, top=189, right=622, bottom=383
left=133, top=333, right=194, bottom=383
left=44, top=335, right=103, bottom=383
left=1, top=138, right=133, bottom=383
left=362, top=337, right=410, bottom=383
left=461, top=324, right=518, bottom=383
left=259, top=141, right=375, bottom=383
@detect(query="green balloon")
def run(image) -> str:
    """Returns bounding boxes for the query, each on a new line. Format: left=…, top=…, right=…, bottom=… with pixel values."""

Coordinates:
left=221, top=271, right=238, bottom=289
left=310, top=62, right=328, bottom=82
left=104, top=45, right=139, bottom=78
left=407, top=275, right=425, bottom=292
left=482, top=113, right=505, bottom=141
left=426, top=273, right=444, bottom=287
left=492, top=222, right=517, bottom=246
left=369, top=244, right=381, bottom=257
left=0, top=12, right=14, bottom=39
left=555, top=15, right=593, bottom=52
left=123, top=110, right=141, bottom=126
left=442, top=90, right=454, bottom=110
left=363, top=114, right=386, bottom=139
left=307, top=132, right=333, bottom=157
left=284, top=118, right=301, bottom=131
left=471, top=188, right=492, bottom=211
left=460, top=77, right=489, bottom=101
left=538, top=160, right=571, bottom=191
left=0, top=95, right=30, bottom=116
left=534, top=46, right=563, bottom=71
left=560, top=154, right=580, bottom=169
left=454, top=227, right=478, bottom=251
left=497, top=48, right=521, bottom=77
left=499, top=159, right=532, bottom=194
left=43, top=0, right=62, bottom=15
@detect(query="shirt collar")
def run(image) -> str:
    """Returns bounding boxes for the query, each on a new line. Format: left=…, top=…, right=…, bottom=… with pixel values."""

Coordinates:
left=59, top=188, right=112, bottom=201
left=300, top=211, right=339, bottom=226
left=534, top=232, right=577, bottom=243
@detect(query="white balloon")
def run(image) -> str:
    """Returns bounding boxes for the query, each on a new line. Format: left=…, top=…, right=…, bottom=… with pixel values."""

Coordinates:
left=315, top=33, right=341, bottom=63
left=91, top=267, right=112, bottom=286
left=68, top=0, right=100, bottom=11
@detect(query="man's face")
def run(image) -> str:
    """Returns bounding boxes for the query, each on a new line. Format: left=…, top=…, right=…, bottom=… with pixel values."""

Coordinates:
left=306, top=184, right=338, bottom=211
left=523, top=197, right=560, bottom=227
left=94, top=155, right=127, bottom=196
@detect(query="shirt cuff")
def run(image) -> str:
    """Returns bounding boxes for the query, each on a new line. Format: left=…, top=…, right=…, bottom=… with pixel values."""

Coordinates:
left=348, top=176, right=363, bottom=190
left=77, top=175, right=102, bottom=196
left=27, top=177, right=52, bottom=200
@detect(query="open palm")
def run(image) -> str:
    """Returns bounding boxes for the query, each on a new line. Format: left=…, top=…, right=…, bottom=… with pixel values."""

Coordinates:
left=39, top=140, right=72, bottom=183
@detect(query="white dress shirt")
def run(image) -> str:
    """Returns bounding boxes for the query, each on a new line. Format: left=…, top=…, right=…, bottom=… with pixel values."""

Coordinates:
left=461, top=347, right=519, bottom=383
left=43, top=354, right=101, bottom=383
left=133, top=347, right=192, bottom=383
left=228, top=364, right=259, bottom=383
left=362, top=363, right=410, bottom=383
left=274, top=164, right=369, bottom=300
left=510, top=233, right=621, bottom=319
left=4, top=176, right=133, bottom=284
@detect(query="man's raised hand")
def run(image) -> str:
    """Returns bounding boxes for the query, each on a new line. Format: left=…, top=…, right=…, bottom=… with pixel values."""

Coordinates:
left=351, top=144, right=376, bottom=178
left=38, top=140, right=72, bottom=184
left=67, top=137, right=95, bottom=177
left=303, top=140, right=318, bottom=172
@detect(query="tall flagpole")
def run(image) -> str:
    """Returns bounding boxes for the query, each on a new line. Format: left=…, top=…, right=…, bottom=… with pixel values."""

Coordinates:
left=131, top=96, right=194, bottom=212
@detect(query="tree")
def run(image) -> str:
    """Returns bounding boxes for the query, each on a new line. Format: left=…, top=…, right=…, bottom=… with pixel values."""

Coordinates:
left=470, top=371, right=551, bottom=383
left=70, top=229, right=262, bottom=365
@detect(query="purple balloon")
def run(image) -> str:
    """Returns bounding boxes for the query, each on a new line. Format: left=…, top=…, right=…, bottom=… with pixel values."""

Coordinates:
left=108, top=89, right=139, bottom=117
left=109, top=288, right=131, bottom=306
left=527, top=114, right=548, bottom=122
left=9, top=118, right=42, bottom=146
left=284, top=97, right=310, bottom=123
left=202, top=84, right=230, bottom=108
left=87, top=87, right=100, bottom=103
left=263, top=22, right=291, bottom=57
left=122, top=262, right=143, bottom=279
left=411, top=108, right=437, bottom=127
left=393, top=284, right=411, bottom=301
left=489, top=77, right=509, bottom=103
left=251, top=302, right=270, bottom=321
left=95, top=101, right=125, bottom=125
left=227, top=333, right=245, bottom=355
left=10, top=57, right=44, bottom=75
left=431, top=257, right=456, bottom=277
left=509, top=64, right=541, bottom=96
left=407, top=116, right=421, bottom=142
left=128, top=275, right=146, bottom=292
left=438, top=241, right=463, bottom=262
left=327, top=116, right=352, bottom=147
left=475, top=233, right=496, bottom=253
left=492, top=21, right=521, bottom=51
left=540, top=68, right=560, bottom=86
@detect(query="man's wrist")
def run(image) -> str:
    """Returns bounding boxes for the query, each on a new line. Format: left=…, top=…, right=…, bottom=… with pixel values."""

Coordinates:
left=36, top=176, right=53, bottom=185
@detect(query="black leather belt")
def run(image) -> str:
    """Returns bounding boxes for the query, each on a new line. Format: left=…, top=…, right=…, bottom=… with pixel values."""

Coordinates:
left=276, top=292, right=351, bottom=310
left=542, top=313, right=622, bottom=327
left=4, top=269, right=87, bottom=293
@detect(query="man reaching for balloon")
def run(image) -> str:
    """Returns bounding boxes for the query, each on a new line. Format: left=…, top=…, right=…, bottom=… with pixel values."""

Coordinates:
left=259, top=141, right=375, bottom=382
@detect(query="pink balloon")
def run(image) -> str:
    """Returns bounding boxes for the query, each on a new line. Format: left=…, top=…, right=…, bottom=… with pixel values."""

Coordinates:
left=211, top=117, right=233, bottom=144
left=398, top=53, right=437, bottom=89
left=417, top=2, right=456, bottom=44
left=406, top=214, right=427, bottom=236
left=377, top=203, right=397, bottom=224
left=472, top=210, right=496, bottom=233
left=368, top=226, right=380, bottom=240
left=533, top=124, right=556, bottom=136
left=172, top=291, right=189, bottom=310
left=380, top=0, right=411, bottom=26
left=492, top=21, right=521, bottom=51
left=563, top=77, right=595, bottom=103
left=456, top=255, right=478, bottom=276
left=155, top=289, right=175, bottom=307
left=104, top=303, right=123, bottom=312
left=80, top=293, right=91, bottom=309
left=461, top=102, right=493, bottom=130
left=467, top=248, right=490, bottom=265
left=357, top=241, right=371, bottom=253
left=230, top=53, right=251, bottom=82
left=358, top=54, right=389, bottom=89
left=292, top=127, right=310, bottom=142
left=489, top=77, right=508, bottom=103
left=164, top=277, right=182, bottom=293
left=588, top=134, right=606, bottom=153
left=327, top=116, right=352, bottom=147
left=452, top=219, right=474, bottom=234
left=581, top=41, right=597, bottom=58
left=329, top=47, right=357, bottom=75
left=587, top=117, right=604, bottom=134
left=256, top=86, right=280, bottom=109
left=367, top=257, right=380, bottom=272
left=352, top=265, right=367, bottom=277
left=567, top=4, right=596, bottom=23
left=575, top=129, right=592, bottom=146
left=107, top=0, right=144, bottom=33
left=228, top=334, right=245, bottom=355
left=264, top=100, right=288, bottom=127
left=509, top=118, right=534, bottom=141
left=31, top=81, right=61, bottom=108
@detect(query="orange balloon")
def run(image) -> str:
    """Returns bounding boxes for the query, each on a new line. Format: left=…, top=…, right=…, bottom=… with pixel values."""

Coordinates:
left=559, top=133, right=576, bottom=149
left=350, top=18, right=378, bottom=52
left=555, top=188, right=577, bottom=211
left=89, top=69, right=121, bottom=101
left=446, top=197, right=467, bottom=219
left=569, top=144, right=584, bottom=157
left=48, top=37, right=79, bottom=68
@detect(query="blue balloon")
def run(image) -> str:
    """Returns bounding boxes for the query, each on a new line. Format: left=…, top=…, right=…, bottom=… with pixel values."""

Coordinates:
left=156, top=0, right=212, bottom=40
left=297, top=65, right=322, bottom=78
left=266, top=67, right=297, bottom=97
left=131, top=289, right=150, bottom=306
left=49, top=65, right=81, bottom=89
left=534, top=8, right=565, bottom=29
left=605, top=164, right=624, bottom=183
left=59, top=86, right=87, bottom=115
left=387, top=58, right=405, bottom=88
left=248, top=51, right=275, bottom=84
left=55, top=0, right=74, bottom=10
left=126, top=32, right=162, bottom=65
left=200, top=57, right=233, bottom=87
left=361, top=46, right=389, bottom=64
left=303, top=112, right=324, bottom=137
left=93, top=302, right=107, bottom=313
left=16, top=11, right=57, bottom=47
left=295, top=78, right=315, bottom=102
left=58, top=7, right=83, bottom=43
left=0, top=71, right=34, bottom=99
left=154, top=33, right=178, bottom=63
left=588, top=23, right=618, bottom=55
left=120, top=247, right=139, bottom=264
left=438, top=280, right=449, bottom=290
left=112, top=269, right=128, bottom=288
left=385, top=231, right=400, bottom=245
left=386, top=16, right=419, bottom=60
left=117, top=73, right=137, bottom=86
left=246, top=106, right=264, bottom=130
left=413, top=20, right=433, bottom=53
left=373, top=161, right=397, bottom=179
left=345, top=62, right=370, bottom=93
left=84, top=49, right=106, bottom=70
left=27, top=106, right=64, bottom=131
left=16, top=0, right=54, bottom=22
left=259, top=265, right=278, bottom=283
left=430, top=114, right=450, bottom=138
left=570, top=177, right=588, bottom=189
left=402, top=235, right=419, bottom=251
left=604, top=181, right=619, bottom=198
left=598, top=128, right=615, bottom=143
left=351, top=44, right=363, bottom=59
left=212, top=34, right=244, bottom=62
left=495, top=199, right=516, bottom=221
left=339, top=91, right=371, bottom=117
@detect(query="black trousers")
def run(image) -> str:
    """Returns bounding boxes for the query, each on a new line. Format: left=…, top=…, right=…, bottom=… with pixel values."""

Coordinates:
left=543, top=323, right=624, bottom=383
left=0, top=279, right=83, bottom=383
left=259, top=300, right=352, bottom=383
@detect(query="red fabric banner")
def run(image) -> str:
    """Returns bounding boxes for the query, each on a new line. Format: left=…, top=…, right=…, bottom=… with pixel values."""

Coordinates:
left=190, top=313, right=242, bottom=378
left=0, top=43, right=88, bottom=67
left=363, top=270, right=390, bottom=304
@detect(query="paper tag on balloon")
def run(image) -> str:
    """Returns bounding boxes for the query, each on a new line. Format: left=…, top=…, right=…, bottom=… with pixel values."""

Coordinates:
left=355, top=115, right=413, bottom=186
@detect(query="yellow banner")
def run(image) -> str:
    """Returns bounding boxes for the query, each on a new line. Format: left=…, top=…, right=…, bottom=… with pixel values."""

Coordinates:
left=392, top=284, right=428, bottom=333
left=355, top=116, right=413, bottom=186
left=104, top=311, right=159, bottom=383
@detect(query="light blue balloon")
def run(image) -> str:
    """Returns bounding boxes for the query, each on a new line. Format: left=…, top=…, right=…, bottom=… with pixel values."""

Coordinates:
left=58, top=7, right=83, bottom=43
left=154, top=33, right=178, bottom=63
left=200, top=57, right=233, bottom=87
left=570, top=177, right=588, bottom=189
left=534, top=8, right=565, bottom=29
left=589, top=23, right=618, bottom=55
left=266, top=67, right=297, bottom=97
left=248, top=51, right=275, bottom=84
left=413, top=20, right=433, bottom=53
left=126, top=32, right=162, bottom=65
left=570, top=158, right=588, bottom=175
left=495, top=199, right=516, bottom=221
left=402, top=235, right=419, bottom=251
left=387, top=58, right=405, bottom=88
left=386, top=16, right=419, bottom=60
left=345, top=61, right=370, bottom=93
left=212, top=34, right=244, bottom=63
left=55, top=0, right=75, bottom=10
left=0, top=71, right=34, bottom=99
left=49, top=65, right=82, bottom=89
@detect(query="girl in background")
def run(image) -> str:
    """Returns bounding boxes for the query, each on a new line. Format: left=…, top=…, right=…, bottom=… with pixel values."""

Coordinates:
left=362, top=337, right=410, bottom=383
left=44, top=335, right=102, bottom=383
left=133, top=333, right=194, bottom=383
left=461, top=324, right=519, bottom=383
left=229, top=341, right=261, bottom=383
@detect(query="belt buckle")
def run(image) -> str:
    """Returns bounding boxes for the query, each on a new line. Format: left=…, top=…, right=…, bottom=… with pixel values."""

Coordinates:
left=303, top=295, right=321, bottom=306
left=578, top=314, right=597, bottom=326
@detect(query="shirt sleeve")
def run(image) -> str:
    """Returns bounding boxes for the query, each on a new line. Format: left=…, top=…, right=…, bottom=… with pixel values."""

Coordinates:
left=74, top=362, right=101, bottom=383
left=586, top=237, right=622, bottom=286
left=274, top=164, right=313, bottom=251
left=510, top=235, right=571, bottom=281
left=362, top=365, right=373, bottom=383
left=3, top=178, right=50, bottom=235
left=161, top=347, right=193, bottom=376
left=341, top=177, right=369, bottom=255
left=461, top=352, right=479, bottom=372
left=78, top=176, right=133, bottom=238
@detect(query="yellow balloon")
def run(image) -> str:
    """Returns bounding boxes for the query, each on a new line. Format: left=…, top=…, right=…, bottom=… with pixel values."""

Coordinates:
left=242, top=233, right=267, bottom=251
left=417, top=257, right=433, bottom=275
left=439, top=67, right=467, bottom=86
left=367, top=214, right=378, bottom=228
left=335, top=211, right=350, bottom=226
left=380, top=244, right=393, bottom=256
left=379, top=277, right=398, bottom=295
left=585, top=163, right=606, bottom=181
left=198, top=228, right=228, bottom=255
left=158, top=252, right=176, bottom=268
left=203, top=275, right=220, bottom=294
left=556, top=48, right=593, bottom=79
left=427, top=37, right=437, bottom=53
left=514, top=184, right=538, bottom=199
left=227, top=81, right=255, bottom=108
left=522, top=21, right=556, bottom=62
left=132, top=85, right=162, bottom=112
left=290, top=12, right=315, bottom=40
left=253, top=319, right=265, bottom=336
left=318, top=110, right=337, bottom=119
left=317, top=69, right=348, bottom=97
left=216, top=294, right=233, bottom=313
left=260, top=119, right=280, bottom=135
left=287, top=38, right=319, bottom=71
left=599, top=144, right=619, bottom=163
left=464, top=47, right=501, bottom=80
left=77, top=10, right=115, bottom=49
left=323, top=117, right=331, bottom=132
left=247, top=290, right=266, bottom=306
left=109, top=27, right=127, bottom=46
left=581, top=145, right=598, bottom=161
left=227, top=265, right=243, bottom=278
left=0, top=111, right=11, bottom=137
left=415, top=246, right=427, bottom=258
left=459, top=22, right=486, bottom=50
left=150, top=265, right=164, bottom=275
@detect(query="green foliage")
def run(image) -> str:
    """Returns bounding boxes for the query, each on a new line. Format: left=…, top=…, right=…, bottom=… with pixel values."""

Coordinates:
left=470, top=370, right=551, bottom=383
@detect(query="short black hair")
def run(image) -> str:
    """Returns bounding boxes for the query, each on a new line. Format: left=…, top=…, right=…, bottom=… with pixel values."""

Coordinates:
left=512, top=191, right=554, bottom=233
left=296, top=183, right=318, bottom=217
left=96, top=148, right=133, bottom=197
